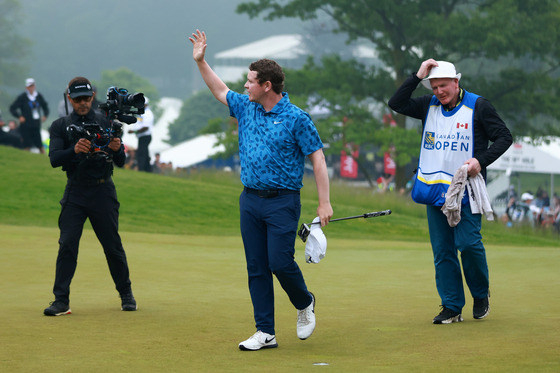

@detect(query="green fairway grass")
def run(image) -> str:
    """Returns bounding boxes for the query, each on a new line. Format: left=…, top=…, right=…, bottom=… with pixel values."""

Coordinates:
left=1, top=146, right=559, bottom=372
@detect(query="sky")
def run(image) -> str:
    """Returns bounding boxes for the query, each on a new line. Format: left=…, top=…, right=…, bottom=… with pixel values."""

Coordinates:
left=18, top=0, right=306, bottom=105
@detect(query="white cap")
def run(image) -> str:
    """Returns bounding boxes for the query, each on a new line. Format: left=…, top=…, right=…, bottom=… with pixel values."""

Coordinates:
left=421, top=61, right=461, bottom=89
left=305, top=217, right=327, bottom=264
left=26, top=78, right=35, bottom=87
left=521, top=192, right=534, bottom=201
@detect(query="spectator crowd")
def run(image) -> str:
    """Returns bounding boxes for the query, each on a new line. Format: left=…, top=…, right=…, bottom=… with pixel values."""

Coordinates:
left=504, top=185, right=560, bottom=231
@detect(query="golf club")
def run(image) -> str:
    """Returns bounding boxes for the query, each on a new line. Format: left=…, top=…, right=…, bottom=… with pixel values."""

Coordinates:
left=298, top=209, right=392, bottom=242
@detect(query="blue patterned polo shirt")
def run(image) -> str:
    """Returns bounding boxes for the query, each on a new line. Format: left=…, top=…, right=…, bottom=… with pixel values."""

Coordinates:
left=227, top=90, right=323, bottom=190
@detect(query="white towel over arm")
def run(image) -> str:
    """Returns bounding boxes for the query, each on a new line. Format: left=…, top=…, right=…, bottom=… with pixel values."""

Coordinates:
left=441, top=165, right=469, bottom=227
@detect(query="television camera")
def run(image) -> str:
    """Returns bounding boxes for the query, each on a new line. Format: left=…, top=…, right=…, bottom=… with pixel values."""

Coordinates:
left=67, top=86, right=145, bottom=160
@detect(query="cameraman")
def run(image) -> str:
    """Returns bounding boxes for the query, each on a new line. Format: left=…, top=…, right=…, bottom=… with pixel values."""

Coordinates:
left=44, top=77, right=136, bottom=316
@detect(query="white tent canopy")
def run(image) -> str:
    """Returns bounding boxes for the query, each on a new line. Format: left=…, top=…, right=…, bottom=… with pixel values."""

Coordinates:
left=488, top=137, right=560, bottom=210
left=158, top=134, right=225, bottom=169
left=213, top=34, right=307, bottom=83
left=215, top=34, right=305, bottom=60
left=488, top=137, right=560, bottom=175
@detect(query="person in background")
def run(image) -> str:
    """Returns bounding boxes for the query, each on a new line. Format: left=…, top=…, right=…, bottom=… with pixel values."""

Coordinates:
left=9, top=78, right=49, bottom=153
left=505, top=185, right=518, bottom=223
left=151, top=152, right=163, bottom=174
left=0, top=110, right=22, bottom=148
left=58, top=90, right=74, bottom=117
left=128, top=97, right=153, bottom=172
left=389, top=59, right=512, bottom=324
left=44, top=76, right=136, bottom=316
left=189, top=29, right=333, bottom=351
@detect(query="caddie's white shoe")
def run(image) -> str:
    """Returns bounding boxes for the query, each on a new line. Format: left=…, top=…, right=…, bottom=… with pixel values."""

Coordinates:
left=238, top=330, right=278, bottom=351
left=297, top=292, right=316, bottom=340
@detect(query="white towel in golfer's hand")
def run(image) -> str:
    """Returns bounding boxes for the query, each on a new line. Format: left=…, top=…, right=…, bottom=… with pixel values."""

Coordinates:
left=305, top=217, right=327, bottom=264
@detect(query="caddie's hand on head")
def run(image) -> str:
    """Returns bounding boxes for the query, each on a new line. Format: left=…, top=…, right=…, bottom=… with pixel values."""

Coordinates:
left=74, top=138, right=91, bottom=154
left=189, top=29, right=207, bottom=62
left=416, top=58, right=439, bottom=79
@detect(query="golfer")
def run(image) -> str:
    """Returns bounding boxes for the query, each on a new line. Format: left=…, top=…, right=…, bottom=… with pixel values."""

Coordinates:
left=388, top=59, right=512, bottom=324
left=189, top=30, right=333, bottom=350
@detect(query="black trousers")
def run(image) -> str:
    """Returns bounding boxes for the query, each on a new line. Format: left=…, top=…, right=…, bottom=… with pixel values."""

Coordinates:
left=52, top=180, right=131, bottom=302
left=136, top=135, right=152, bottom=172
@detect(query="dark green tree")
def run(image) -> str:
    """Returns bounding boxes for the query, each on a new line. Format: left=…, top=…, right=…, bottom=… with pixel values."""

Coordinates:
left=169, top=80, right=245, bottom=146
left=284, top=55, right=402, bottom=187
left=0, top=0, right=32, bottom=111
left=167, top=90, right=230, bottom=145
left=237, top=0, right=560, bottom=187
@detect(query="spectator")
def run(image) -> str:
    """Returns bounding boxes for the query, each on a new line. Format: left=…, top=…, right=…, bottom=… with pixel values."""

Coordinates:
left=58, top=91, right=73, bottom=117
left=541, top=193, right=558, bottom=229
left=9, top=78, right=49, bottom=153
left=552, top=194, right=560, bottom=231
left=124, top=146, right=137, bottom=170
left=505, top=185, right=518, bottom=223
left=517, top=192, right=534, bottom=223
left=151, top=152, right=162, bottom=173
left=128, top=97, right=153, bottom=172
left=0, top=111, right=22, bottom=148
left=7, top=119, right=21, bottom=135
left=536, top=189, right=550, bottom=225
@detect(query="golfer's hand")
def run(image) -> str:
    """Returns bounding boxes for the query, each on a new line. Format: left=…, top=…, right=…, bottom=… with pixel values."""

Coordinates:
left=416, top=58, right=438, bottom=79
left=189, top=29, right=207, bottom=63
left=74, top=138, right=91, bottom=154
left=465, top=158, right=481, bottom=177
left=108, top=137, right=121, bottom=152
left=317, top=202, right=333, bottom=227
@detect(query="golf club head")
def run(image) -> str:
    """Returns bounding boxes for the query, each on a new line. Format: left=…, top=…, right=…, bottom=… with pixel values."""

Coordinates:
left=298, top=223, right=311, bottom=242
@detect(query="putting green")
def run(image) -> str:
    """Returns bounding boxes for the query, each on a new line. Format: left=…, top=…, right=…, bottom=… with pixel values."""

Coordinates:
left=1, top=224, right=558, bottom=372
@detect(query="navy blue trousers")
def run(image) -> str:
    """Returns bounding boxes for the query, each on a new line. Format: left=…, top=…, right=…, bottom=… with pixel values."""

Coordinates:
left=426, top=204, right=489, bottom=313
left=239, top=189, right=313, bottom=335
left=53, top=181, right=132, bottom=303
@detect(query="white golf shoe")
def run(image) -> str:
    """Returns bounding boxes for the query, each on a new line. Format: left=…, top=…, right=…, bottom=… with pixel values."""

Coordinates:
left=238, top=330, right=278, bottom=351
left=297, top=292, right=316, bottom=340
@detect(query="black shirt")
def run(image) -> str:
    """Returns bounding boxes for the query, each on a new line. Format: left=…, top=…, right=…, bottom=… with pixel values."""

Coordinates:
left=49, top=110, right=125, bottom=181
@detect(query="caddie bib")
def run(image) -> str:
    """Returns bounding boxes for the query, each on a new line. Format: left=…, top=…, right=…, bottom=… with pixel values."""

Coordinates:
left=411, top=90, right=479, bottom=206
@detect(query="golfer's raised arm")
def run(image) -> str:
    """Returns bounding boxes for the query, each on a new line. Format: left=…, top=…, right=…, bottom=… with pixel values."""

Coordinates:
left=189, top=30, right=229, bottom=105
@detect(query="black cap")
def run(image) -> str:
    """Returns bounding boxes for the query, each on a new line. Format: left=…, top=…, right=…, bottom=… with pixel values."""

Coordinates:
left=67, top=82, right=93, bottom=98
